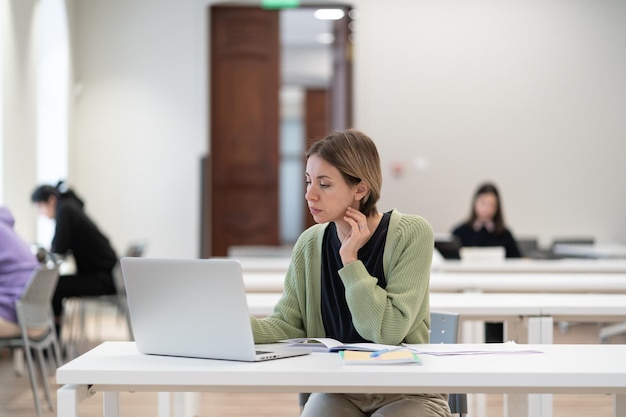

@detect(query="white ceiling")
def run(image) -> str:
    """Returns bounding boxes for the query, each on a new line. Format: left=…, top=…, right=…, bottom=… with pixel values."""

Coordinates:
left=280, top=8, right=335, bottom=86
left=280, top=8, right=333, bottom=46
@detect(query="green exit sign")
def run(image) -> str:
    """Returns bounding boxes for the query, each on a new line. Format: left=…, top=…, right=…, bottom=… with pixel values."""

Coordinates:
left=262, top=0, right=300, bottom=9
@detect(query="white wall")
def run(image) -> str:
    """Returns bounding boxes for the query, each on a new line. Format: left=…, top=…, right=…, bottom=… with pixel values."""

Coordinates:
left=355, top=0, right=626, bottom=246
left=67, top=0, right=206, bottom=257
left=1, top=0, right=38, bottom=242
left=5, top=0, right=625, bottom=258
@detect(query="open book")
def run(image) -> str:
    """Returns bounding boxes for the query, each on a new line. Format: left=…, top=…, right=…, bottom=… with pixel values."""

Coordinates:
left=279, top=338, right=398, bottom=353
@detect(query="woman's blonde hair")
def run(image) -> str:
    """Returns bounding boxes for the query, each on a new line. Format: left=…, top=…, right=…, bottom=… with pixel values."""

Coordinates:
left=305, top=129, right=382, bottom=217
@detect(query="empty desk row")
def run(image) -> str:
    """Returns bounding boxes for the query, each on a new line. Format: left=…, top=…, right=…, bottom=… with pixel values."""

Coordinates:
left=241, top=271, right=626, bottom=293
left=245, top=292, right=626, bottom=344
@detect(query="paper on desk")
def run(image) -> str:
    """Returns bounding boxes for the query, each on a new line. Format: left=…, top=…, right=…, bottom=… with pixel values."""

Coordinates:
left=403, top=342, right=543, bottom=356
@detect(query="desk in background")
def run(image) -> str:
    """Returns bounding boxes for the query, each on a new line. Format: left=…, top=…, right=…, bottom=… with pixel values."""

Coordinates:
left=232, top=257, right=626, bottom=274
left=241, top=270, right=626, bottom=293
left=246, top=292, right=626, bottom=344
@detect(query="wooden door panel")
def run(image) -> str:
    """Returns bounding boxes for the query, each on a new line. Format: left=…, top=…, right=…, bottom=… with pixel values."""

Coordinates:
left=209, top=6, right=280, bottom=257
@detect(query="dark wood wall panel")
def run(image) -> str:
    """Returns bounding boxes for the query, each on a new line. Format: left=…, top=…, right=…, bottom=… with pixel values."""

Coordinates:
left=208, top=6, right=280, bottom=257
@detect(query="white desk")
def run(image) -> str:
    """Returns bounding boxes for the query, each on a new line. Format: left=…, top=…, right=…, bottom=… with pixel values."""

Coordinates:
left=435, top=258, right=626, bottom=273
left=246, top=292, right=626, bottom=343
left=56, top=341, right=626, bottom=417
left=231, top=257, right=626, bottom=274
left=222, top=256, right=292, bottom=272
left=430, top=272, right=626, bottom=293
left=242, top=271, right=626, bottom=293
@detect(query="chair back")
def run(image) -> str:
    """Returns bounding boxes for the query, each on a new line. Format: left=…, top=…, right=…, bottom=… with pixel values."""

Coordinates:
left=430, top=311, right=459, bottom=344
left=15, top=266, right=59, bottom=328
left=125, top=242, right=147, bottom=257
left=430, top=311, right=466, bottom=416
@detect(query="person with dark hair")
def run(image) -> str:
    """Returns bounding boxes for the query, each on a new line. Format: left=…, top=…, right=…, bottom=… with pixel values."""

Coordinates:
left=31, top=181, right=118, bottom=333
left=0, top=207, right=41, bottom=337
left=451, top=182, right=521, bottom=342
left=451, top=182, right=521, bottom=258
left=251, top=130, right=450, bottom=417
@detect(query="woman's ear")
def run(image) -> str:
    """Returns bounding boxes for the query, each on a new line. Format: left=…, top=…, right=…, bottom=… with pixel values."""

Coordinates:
left=355, top=182, right=369, bottom=201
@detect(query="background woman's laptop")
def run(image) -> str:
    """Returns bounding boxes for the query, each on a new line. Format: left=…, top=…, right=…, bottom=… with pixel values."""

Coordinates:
left=120, top=257, right=309, bottom=362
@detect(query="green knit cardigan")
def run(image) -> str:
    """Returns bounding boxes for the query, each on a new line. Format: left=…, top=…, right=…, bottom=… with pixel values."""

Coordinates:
left=251, top=209, right=434, bottom=345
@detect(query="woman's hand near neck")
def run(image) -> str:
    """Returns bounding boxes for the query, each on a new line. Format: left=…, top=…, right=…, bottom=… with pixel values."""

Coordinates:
left=337, top=207, right=383, bottom=266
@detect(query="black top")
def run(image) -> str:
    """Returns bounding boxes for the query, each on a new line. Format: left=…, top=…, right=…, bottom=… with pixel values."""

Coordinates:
left=52, top=197, right=118, bottom=272
left=320, top=211, right=391, bottom=343
left=451, top=223, right=521, bottom=258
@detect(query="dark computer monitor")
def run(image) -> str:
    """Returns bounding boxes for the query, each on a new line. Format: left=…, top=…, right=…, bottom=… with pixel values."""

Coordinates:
left=434, top=236, right=461, bottom=260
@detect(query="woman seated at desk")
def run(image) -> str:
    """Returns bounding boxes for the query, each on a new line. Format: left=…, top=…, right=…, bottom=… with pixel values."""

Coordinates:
left=0, top=207, right=40, bottom=337
left=31, top=181, right=118, bottom=336
left=251, top=130, right=450, bottom=417
left=451, top=182, right=521, bottom=342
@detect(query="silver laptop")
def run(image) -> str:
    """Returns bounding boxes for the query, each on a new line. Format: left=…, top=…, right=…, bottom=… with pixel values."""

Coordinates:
left=120, top=257, right=309, bottom=362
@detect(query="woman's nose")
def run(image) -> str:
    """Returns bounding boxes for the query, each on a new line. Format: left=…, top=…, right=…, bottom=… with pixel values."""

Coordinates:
left=305, top=186, right=316, bottom=201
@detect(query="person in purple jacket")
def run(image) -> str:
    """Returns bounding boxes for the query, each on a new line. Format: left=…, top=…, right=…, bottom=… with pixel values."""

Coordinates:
left=0, top=206, right=40, bottom=337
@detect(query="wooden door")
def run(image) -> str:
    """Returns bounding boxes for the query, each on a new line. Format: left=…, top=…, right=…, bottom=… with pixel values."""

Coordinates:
left=304, top=88, right=330, bottom=229
left=207, top=6, right=280, bottom=257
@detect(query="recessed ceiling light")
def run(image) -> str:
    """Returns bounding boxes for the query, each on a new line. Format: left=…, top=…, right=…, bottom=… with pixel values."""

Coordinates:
left=314, top=9, right=345, bottom=20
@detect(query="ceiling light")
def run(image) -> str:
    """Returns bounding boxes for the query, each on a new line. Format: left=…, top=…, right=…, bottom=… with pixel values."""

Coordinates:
left=314, top=9, right=345, bottom=20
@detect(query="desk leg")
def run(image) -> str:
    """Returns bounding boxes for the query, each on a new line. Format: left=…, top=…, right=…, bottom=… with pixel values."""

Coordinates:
left=615, top=394, right=626, bottom=417
left=172, top=392, right=200, bottom=417
left=103, top=392, right=120, bottom=417
left=461, top=320, right=486, bottom=417
left=158, top=392, right=171, bottom=417
left=507, top=316, right=553, bottom=417
left=57, top=384, right=91, bottom=417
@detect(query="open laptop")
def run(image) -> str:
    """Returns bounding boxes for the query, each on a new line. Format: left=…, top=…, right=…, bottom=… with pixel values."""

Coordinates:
left=120, top=257, right=309, bottom=362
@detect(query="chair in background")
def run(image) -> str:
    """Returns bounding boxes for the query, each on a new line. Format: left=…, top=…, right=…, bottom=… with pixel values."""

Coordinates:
left=600, top=322, right=626, bottom=343
left=516, top=237, right=539, bottom=258
left=0, top=266, right=61, bottom=417
left=430, top=311, right=467, bottom=416
left=63, top=241, right=147, bottom=358
left=298, top=311, right=467, bottom=416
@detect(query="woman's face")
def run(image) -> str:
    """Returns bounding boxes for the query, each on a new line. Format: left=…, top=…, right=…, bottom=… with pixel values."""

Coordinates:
left=474, top=192, right=498, bottom=222
left=305, top=154, right=359, bottom=224
left=35, top=197, right=56, bottom=220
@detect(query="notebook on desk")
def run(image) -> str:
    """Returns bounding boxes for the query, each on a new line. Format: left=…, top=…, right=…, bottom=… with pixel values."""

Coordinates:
left=120, top=257, right=309, bottom=362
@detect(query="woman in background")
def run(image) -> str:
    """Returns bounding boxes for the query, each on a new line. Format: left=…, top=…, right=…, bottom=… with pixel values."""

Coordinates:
left=0, top=206, right=40, bottom=337
left=451, top=182, right=521, bottom=342
left=452, top=182, right=521, bottom=258
left=31, top=182, right=117, bottom=333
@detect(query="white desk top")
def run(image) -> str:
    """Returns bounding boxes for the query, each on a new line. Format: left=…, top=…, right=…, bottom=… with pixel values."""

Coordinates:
left=246, top=292, right=626, bottom=321
left=231, top=257, right=626, bottom=274
left=57, top=341, right=626, bottom=395
left=430, top=272, right=626, bottom=293
left=223, top=257, right=292, bottom=272
left=435, top=258, right=626, bottom=273
left=242, top=271, right=626, bottom=293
